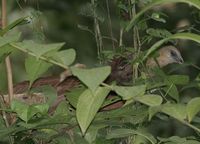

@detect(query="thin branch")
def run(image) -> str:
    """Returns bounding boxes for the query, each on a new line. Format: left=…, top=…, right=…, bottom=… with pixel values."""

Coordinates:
left=2, top=0, right=14, bottom=103
left=91, top=0, right=103, bottom=64
left=10, top=43, right=68, bottom=69
left=119, top=28, right=124, bottom=47
left=106, top=0, right=115, bottom=51
left=0, top=93, right=14, bottom=144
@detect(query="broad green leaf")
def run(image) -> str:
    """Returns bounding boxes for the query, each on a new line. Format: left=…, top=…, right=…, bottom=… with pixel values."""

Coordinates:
left=71, top=66, right=111, bottom=92
left=165, top=75, right=189, bottom=85
left=149, top=106, right=162, bottom=120
left=25, top=56, right=52, bottom=87
left=161, top=103, right=187, bottom=120
left=164, top=84, right=179, bottom=102
left=51, top=49, right=76, bottom=67
left=11, top=100, right=37, bottom=122
left=187, top=97, right=200, bottom=122
left=76, top=87, right=110, bottom=134
left=0, top=31, right=21, bottom=47
left=143, top=33, right=200, bottom=61
left=135, top=94, right=163, bottom=106
left=106, top=128, right=156, bottom=144
left=158, top=136, right=186, bottom=143
left=0, top=44, right=15, bottom=63
left=114, top=85, right=146, bottom=100
left=0, top=16, right=30, bottom=36
left=32, top=103, right=49, bottom=114
left=15, top=40, right=65, bottom=59
left=85, top=124, right=107, bottom=143
left=66, top=85, right=86, bottom=108
left=126, top=0, right=200, bottom=31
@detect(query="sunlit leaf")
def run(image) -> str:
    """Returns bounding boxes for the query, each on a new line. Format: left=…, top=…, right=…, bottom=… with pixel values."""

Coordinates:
left=76, top=87, right=110, bottom=134
left=114, top=85, right=146, bottom=100
left=161, top=103, right=187, bottom=120
left=135, top=94, right=163, bottom=106
left=52, top=49, right=76, bottom=67
left=71, top=66, right=111, bottom=92
left=187, top=97, right=200, bottom=122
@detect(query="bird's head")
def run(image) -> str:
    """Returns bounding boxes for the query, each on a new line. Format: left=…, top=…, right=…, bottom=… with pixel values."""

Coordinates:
left=146, top=45, right=184, bottom=68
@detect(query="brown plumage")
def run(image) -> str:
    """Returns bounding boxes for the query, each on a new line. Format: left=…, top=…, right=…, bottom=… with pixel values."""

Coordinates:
left=108, top=45, right=183, bottom=84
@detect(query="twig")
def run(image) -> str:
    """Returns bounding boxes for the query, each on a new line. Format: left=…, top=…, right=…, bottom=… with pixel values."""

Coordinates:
left=0, top=93, right=14, bottom=144
left=106, top=0, right=115, bottom=51
left=91, top=0, right=103, bottom=64
left=119, top=28, right=124, bottom=47
left=2, top=0, right=14, bottom=103
left=10, top=43, right=68, bottom=69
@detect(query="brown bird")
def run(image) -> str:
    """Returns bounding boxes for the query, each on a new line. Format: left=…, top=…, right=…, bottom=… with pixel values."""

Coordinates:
left=108, top=45, right=184, bottom=84
left=146, top=45, right=184, bottom=68
left=11, top=45, right=183, bottom=112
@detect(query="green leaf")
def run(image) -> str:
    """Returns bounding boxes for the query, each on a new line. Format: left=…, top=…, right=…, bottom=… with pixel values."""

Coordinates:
left=51, top=49, right=76, bottom=67
left=187, top=97, right=200, bottom=122
left=71, top=66, right=111, bottom=92
left=161, top=103, right=187, bottom=120
left=165, top=75, right=189, bottom=85
left=76, top=87, right=110, bottom=134
left=0, top=31, right=21, bottom=47
left=126, top=0, right=200, bottom=31
left=143, top=33, right=200, bottom=61
left=135, top=94, right=163, bottom=106
left=32, top=103, right=49, bottom=114
left=149, top=106, right=162, bottom=120
left=25, top=56, right=52, bottom=87
left=85, top=124, right=107, bottom=143
left=66, top=85, right=86, bottom=108
left=163, top=84, right=179, bottom=102
left=106, top=128, right=157, bottom=144
left=16, top=40, right=65, bottom=59
left=0, top=16, right=30, bottom=36
left=11, top=100, right=37, bottom=122
left=0, top=44, right=15, bottom=63
left=151, top=13, right=166, bottom=23
left=113, top=85, right=146, bottom=100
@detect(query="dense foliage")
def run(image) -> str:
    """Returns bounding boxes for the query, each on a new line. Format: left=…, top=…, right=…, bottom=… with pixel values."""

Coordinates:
left=0, top=0, right=200, bottom=144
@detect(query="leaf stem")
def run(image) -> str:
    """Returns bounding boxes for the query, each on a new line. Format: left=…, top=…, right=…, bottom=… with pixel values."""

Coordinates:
left=10, top=43, right=68, bottom=69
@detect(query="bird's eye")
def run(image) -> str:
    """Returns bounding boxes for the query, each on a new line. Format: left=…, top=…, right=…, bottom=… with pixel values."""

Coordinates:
left=170, top=50, right=178, bottom=58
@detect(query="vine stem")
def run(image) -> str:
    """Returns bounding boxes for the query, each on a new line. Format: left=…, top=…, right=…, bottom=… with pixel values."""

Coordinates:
left=10, top=43, right=68, bottom=69
left=2, top=0, right=14, bottom=103
left=91, top=0, right=103, bottom=64
left=106, top=0, right=115, bottom=51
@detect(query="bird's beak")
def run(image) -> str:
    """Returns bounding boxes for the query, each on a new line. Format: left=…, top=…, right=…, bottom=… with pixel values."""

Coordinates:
left=176, top=56, right=184, bottom=64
